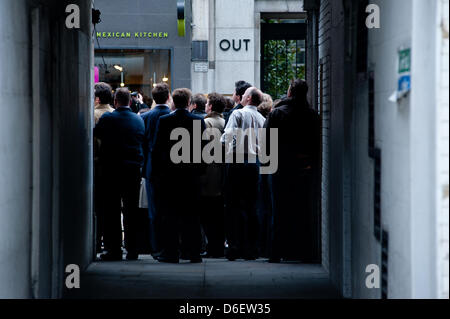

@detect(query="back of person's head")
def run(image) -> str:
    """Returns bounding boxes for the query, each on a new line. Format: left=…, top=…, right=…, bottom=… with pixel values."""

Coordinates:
left=258, top=101, right=273, bottom=118
left=288, top=79, right=309, bottom=107
left=207, top=93, right=227, bottom=113
left=152, top=83, right=170, bottom=105
left=172, top=88, right=192, bottom=109
left=236, top=82, right=252, bottom=101
left=191, top=93, right=207, bottom=111
left=115, top=87, right=131, bottom=107
left=262, top=93, right=273, bottom=106
left=143, top=95, right=153, bottom=106
left=94, top=82, right=113, bottom=105
left=224, top=96, right=235, bottom=110
left=248, top=87, right=263, bottom=106
left=235, top=80, right=247, bottom=89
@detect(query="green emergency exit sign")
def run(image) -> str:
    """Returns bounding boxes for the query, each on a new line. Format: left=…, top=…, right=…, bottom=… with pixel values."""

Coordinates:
left=398, top=48, right=411, bottom=73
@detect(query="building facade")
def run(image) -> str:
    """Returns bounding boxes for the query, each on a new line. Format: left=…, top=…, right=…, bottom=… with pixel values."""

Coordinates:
left=94, top=0, right=306, bottom=98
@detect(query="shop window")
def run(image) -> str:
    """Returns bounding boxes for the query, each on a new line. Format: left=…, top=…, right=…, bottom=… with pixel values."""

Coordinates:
left=95, top=49, right=171, bottom=98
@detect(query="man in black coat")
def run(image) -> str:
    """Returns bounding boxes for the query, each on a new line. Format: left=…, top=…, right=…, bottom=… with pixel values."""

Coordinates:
left=141, top=83, right=172, bottom=257
left=264, top=79, right=320, bottom=263
left=94, top=87, right=145, bottom=261
left=151, top=88, right=206, bottom=263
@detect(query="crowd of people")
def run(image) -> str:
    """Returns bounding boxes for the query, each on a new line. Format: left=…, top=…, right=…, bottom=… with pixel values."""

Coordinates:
left=93, top=78, right=320, bottom=263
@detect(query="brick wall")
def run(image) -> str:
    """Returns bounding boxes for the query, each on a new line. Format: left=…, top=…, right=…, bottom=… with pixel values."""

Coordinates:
left=318, top=0, right=331, bottom=273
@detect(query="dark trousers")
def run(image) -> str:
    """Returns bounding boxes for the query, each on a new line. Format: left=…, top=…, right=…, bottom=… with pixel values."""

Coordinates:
left=94, top=163, right=106, bottom=252
left=159, top=178, right=202, bottom=259
left=146, top=179, right=163, bottom=254
left=269, top=166, right=313, bottom=260
left=200, top=195, right=225, bottom=256
left=224, top=163, right=260, bottom=257
left=256, top=174, right=271, bottom=258
left=102, top=165, right=141, bottom=255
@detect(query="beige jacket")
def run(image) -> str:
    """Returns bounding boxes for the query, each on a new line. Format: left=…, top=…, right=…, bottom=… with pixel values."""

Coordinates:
left=94, top=104, right=114, bottom=125
left=94, top=104, right=114, bottom=164
left=201, top=112, right=225, bottom=197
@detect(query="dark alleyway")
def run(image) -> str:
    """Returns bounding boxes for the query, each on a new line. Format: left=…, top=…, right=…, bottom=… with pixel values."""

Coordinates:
left=66, top=257, right=340, bottom=299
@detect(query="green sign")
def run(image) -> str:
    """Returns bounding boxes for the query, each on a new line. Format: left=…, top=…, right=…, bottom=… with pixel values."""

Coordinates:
left=96, top=32, right=169, bottom=39
left=398, top=48, right=411, bottom=73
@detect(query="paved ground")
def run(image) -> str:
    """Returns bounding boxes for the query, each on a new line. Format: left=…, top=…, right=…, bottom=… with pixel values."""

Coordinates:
left=66, top=255, right=340, bottom=299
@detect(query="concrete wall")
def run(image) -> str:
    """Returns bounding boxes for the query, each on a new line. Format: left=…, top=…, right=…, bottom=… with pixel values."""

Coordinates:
left=436, top=0, right=449, bottom=299
left=214, top=0, right=256, bottom=93
left=310, top=0, right=447, bottom=298
left=55, top=0, right=94, bottom=298
left=0, top=0, right=93, bottom=298
left=191, top=0, right=211, bottom=94
left=0, top=0, right=33, bottom=299
left=348, top=0, right=415, bottom=298
left=340, top=0, right=446, bottom=299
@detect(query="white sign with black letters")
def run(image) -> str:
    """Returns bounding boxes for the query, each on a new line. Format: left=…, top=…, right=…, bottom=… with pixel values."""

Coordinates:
left=194, top=62, right=208, bottom=73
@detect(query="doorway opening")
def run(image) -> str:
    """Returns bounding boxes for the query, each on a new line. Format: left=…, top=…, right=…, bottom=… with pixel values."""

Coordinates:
left=260, top=15, right=307, bottom=100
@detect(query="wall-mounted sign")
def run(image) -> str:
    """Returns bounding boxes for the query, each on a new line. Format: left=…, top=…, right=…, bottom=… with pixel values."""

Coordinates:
left=389, top=48, right=411, bottom=103
left=219, top=39, right=251, bottom=52
left=177, top=0, right=186, bottom=37
left=96, top=32, right=169, bottom=39
left=398, top=48, right=411, bottom=73
left=194, top=62, right=208, bottom=73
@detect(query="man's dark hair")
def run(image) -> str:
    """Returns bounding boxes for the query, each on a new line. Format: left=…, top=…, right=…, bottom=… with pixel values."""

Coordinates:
left=94, top=82, right=113, bottom=104
left=249, top=88, right=263, bottom=106
left=172, top=88, right=192, bottom=109
left=289, top=79, right=310, bottom=108
left=114, top=87, right=131, bottom=106
left=143, top=95, right=153, bottom=106
left=235, top=80, right=247, bottom=89
left=207, top=93, right=227, bottom=113
left=289, top=78, right=310, bottom=107
left=236, top=82, right=252, bottom=101
left=224, top=96, right=234, bottom=111
left=191, top=93, right=207, bottom=111
left=152, top=83, right=170, bottom=104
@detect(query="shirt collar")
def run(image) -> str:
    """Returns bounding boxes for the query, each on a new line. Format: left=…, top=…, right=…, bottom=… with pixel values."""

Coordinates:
left=95, top=103, right=112, bottom=110
left=243, top=105, right=257, bottom=110
left=174, top=108, right=189, bottom=114
left=205, top=111, right=223, bottom=119
left=155, top=104, right=169, bottom=109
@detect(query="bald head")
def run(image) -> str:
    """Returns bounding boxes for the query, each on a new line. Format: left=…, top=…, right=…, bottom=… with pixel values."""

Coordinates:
left=242, top=87, right=263, bottom=107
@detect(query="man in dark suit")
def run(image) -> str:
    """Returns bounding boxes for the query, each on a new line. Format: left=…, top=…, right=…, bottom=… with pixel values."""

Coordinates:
left=189, top=93, right=207, bottom=119
left=152, top=88, right=206, bottom=263
left=264, top=79, right=321, bottom=263
left=223, top=81, right=252, bottom=124
left=94, top=87, right=145, bottom=261
left=141, top=83, right=172, bottom=257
